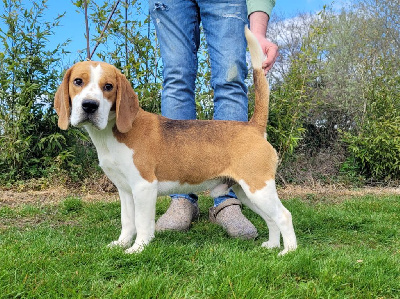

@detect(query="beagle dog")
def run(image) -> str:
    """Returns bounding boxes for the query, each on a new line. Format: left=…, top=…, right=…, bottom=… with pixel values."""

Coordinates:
left=54, top=28, right=297, bottom=256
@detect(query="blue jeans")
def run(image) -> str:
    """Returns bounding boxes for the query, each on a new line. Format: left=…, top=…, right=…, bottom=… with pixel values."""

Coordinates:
left=150, top=0, right=248, bottom=206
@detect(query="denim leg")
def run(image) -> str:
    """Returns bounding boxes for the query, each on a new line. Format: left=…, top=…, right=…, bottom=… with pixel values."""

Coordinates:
left=149, top=0, right=200, bottom=120
left=150, top=0, right=200, bottom=202
left=150, top=0, right=248, bottom=206
left=199, top=0, right=248, bottom=206
left=198, top=0, right=249, bottom=122
left=170, top=193, right=198, bottom=204
left=213, top=189, right=238, bottom=207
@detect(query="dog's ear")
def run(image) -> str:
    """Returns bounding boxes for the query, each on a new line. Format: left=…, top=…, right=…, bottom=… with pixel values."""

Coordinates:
left=54, top=68, right=72, bottom=130
left=116, top=73, right=140, bottom=133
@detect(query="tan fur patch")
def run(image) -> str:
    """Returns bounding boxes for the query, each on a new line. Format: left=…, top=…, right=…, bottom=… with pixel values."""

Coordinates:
left=113, top=110, right=278, bottom=193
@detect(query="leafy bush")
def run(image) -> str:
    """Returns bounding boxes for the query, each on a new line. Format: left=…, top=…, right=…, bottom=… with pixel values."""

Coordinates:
left=343, top=119, right=400, bottom=180
left=0, top=0, right=99, bottom=184
left=263, top=17, right=331, bottom=162
left=342, top=63, right=400, bottom=181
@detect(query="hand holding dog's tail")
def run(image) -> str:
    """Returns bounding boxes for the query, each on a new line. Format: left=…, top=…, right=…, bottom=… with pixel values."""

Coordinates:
left=245, top=27, right=270, bottom=134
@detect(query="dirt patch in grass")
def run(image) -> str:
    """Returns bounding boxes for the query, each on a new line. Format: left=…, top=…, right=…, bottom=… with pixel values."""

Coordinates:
left=278, top=184, right=400, bottom=202
left=0, top=213, right=79, bottom=231
left=0, top=187, right=118, bottom=208
left=1, top=184, right=399, bottom=208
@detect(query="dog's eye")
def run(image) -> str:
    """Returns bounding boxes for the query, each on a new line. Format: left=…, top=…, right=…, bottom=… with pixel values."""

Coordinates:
left=104, top=83, right=113, bottom=92
left=73, top=78, right=83, bottom=86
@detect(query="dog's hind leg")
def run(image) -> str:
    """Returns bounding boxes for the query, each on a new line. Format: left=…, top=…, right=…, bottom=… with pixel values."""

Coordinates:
left=125, top=181, right=158, bottom=254
left=232, top=184, right=281, bottom=249
left=108, top=188, right=136, bottom=248
left=235, top=180, right=297, bottom=255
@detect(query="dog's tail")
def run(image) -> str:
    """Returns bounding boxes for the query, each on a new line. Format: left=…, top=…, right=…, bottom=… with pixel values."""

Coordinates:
left=245, top=26, right=270, bottom=134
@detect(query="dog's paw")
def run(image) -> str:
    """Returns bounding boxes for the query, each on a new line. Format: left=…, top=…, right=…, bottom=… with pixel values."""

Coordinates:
left=107, top=240, right=131, bottom=249
left=261, top=240, right=280, bottom=249
left=125, top=242, right=146, bottom=254
left=277, top=245, right=297, bottom=256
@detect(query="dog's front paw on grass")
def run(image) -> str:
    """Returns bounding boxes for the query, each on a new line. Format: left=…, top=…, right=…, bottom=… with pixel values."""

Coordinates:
left=107, top=240, right=131, bottom=249
left=278, top=245, right=297, bottom=256
left=261, top=240, right=281, bottom=249
left=261, top=240, right=297, bottom=256
left=125, top=243, right=146, bottom=254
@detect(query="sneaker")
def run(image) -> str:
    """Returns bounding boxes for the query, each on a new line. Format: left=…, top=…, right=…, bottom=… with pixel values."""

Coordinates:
left=209, top=198, right=258, bottom=239
left=155, top=198, right=200, bottom=232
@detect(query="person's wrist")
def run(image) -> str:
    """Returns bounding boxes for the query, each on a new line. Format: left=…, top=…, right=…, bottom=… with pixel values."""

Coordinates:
left=249, top=11, right=268, bottom=37
left=253, top=32, right=266, bottom=41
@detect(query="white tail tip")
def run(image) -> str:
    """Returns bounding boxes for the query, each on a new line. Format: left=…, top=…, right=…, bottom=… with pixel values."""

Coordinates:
left=245, top=26, right=264, bottom=70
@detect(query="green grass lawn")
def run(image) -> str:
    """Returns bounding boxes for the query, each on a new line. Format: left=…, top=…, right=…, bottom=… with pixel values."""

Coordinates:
left=0, top=193, right=399, bottom=298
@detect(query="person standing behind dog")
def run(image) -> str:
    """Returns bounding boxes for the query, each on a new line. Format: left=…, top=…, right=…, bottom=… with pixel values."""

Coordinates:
left=149, top=0, right=278, bottom=238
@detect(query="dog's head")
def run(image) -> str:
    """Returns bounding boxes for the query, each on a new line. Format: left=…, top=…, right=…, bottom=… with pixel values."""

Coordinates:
left=54, top=61, right=139, bottom=133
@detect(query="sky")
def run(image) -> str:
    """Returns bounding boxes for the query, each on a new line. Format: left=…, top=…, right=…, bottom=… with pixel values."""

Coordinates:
left=17, top=0, right=342, bottom=63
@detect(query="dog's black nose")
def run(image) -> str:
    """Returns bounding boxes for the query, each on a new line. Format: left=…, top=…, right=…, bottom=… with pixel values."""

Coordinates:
left=82, top=99, right=99, bottom=114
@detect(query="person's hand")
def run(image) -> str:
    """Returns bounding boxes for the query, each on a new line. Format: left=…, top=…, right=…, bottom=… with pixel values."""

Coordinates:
left=254, top=33, right=278, bottom=74
left=249, top=11, right=278, bottom=74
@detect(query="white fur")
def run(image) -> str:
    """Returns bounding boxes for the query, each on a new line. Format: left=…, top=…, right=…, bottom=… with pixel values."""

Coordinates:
left=233, top=180, right=297, bottom=255
left=85, top=120, right=157, bottom=253
left=158, top=180, right=227, bottom=197
left=245, top=26, right=264, bottom=70
left=209, top=183, right=230, bottom=198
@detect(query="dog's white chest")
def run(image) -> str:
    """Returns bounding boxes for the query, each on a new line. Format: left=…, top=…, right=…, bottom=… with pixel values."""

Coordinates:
left=85, top=123, right=140, bottom=190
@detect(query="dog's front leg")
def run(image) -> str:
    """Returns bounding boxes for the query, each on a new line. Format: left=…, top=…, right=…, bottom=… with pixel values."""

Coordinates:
left=108, top=188, right=136, bottom=248
left=125, top=182, right=158, bottom=254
